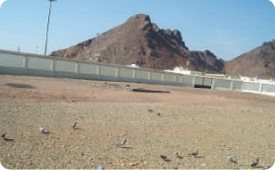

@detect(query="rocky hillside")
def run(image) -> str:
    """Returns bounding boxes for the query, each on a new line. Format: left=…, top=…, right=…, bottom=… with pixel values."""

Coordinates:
left=224, top=40, right=275, bottom=79
left=50, top=14, right=275, bottom=78
left=50, top=14, right=223, bottom=73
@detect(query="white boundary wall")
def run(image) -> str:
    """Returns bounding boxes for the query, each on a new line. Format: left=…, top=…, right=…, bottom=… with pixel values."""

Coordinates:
left=0, top=49, right=274, bottom=96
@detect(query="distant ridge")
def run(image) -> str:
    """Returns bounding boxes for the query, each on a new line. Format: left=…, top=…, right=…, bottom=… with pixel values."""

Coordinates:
left=224, top=40, right=275, bottom=79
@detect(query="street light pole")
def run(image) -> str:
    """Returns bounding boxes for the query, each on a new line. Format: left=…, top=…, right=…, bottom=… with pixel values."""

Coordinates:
left=44, top=0, right=57, bottom=56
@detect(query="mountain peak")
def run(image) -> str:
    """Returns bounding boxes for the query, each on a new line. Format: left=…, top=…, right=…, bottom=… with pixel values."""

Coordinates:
left=50, top=14, right=223, bottom=73
left=127, top=14, right=151, bottom=23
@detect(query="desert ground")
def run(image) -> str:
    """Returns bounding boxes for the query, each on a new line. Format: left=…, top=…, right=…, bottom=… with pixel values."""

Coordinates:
left=0, top=74, right=274, bottom=169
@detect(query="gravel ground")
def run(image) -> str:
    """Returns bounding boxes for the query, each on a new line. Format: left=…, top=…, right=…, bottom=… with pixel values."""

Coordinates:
left=0, top=75, right=274, bottom=169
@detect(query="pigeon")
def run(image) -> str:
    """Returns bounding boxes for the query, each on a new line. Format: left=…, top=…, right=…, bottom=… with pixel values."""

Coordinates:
left=72, top=122, right=77, bottom=129
left=189, top=150, right=198, bottom=157
left=1, top=133, right=5, bottom=138
left=251, top=158, right=259, bottom=167
left=115, top=139, right=127, bottom=147
left=173, top=151, right=183, bottom=159
left=92, top=165, right=104, bottom=170
left=40, top=126, right=45, bottom=133
left=160, top=154, right=168, bottom=161
left=173, top=152, right=179, bottom=157
left=157, top=113, right=161, bottom=116
left=228, top=155, right=237, bottom=164
left=263, top=166, right=270, bottom=170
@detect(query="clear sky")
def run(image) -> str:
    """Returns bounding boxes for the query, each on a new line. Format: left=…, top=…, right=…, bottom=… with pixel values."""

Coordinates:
left=0, top=0, right=274, bottom=61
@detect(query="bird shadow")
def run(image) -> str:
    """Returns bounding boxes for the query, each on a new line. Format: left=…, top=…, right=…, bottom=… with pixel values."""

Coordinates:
left=163, top=159, right=171, bottom=162
left=42, top=132, right=50, bottom=135
left=194, top=156, right=204, bottom=158
left=4, top=138, right=15, bottom=142
left=73, top=127, right=82, bottom=130
left=176, top=156, right=184, bottom=159
left=117, top=146, right=134, bottom=149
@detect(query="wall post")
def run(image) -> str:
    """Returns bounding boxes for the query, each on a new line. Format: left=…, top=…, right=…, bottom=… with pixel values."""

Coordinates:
left=96, top=64, right=101, bottom=80
left=23, top=56, right=28, bottom=74
left=211, top=79, right=215, bottom=89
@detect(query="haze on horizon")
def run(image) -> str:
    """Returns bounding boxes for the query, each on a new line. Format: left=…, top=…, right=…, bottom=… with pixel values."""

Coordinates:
left=0, top=0, right=274, bottom=61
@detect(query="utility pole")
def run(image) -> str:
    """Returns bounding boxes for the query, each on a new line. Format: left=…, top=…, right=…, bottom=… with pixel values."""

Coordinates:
left=94, top=32, right=100, bottom=61
left=44, top=0, right=57, bottom=56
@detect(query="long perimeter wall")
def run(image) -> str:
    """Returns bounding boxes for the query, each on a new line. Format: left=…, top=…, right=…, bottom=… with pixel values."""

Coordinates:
left=0, top=49, right=274, bottom=96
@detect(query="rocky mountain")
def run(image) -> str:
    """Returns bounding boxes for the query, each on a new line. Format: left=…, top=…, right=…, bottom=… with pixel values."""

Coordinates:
left=50, top=14, right=223, bottom=73
left=224, top=40, right=275, bottom=79
left=50, top=14, right=275, bottom=79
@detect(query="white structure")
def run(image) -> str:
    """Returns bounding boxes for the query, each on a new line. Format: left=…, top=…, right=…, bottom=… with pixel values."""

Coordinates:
left=126, top=64, right=139, bottom=68
left=164, top=66, right=191, bottom=75
left=240, top=76, right=251, bottom=81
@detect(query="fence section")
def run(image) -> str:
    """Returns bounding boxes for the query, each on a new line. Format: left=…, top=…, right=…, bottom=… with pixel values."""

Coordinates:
left=261, top=84, right=275, bottom=94
left=243, top=82, right=261, bottom=93
left=0, top=49, right=274, bottom=96
left=231, top=81, right=243, bottom=91
left=212, top=79, right=231, bottom=90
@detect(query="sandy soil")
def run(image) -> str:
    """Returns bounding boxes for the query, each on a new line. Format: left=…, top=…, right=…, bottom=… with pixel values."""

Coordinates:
left=0, top=74, right=274, bottom=169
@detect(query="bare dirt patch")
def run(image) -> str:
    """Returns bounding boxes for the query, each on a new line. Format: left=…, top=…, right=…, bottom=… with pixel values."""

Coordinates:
left=0, top=75, right=274, bottom=169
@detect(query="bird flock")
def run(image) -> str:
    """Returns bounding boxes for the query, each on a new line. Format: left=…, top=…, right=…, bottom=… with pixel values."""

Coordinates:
left=226, top=155, right=270, bottom=170
left=36, top=110, right=273, bottom=169
left=147, top=108, right=271, bottom=169
left=1, top=108, right=272, bottom=169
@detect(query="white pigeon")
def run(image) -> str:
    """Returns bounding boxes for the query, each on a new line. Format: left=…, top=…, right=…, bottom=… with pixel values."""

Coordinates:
left=40, top=126, right=45, bottom=133
left=115, top=139, right=127, bottom=147
left=72, top=122, right=77, bottom=129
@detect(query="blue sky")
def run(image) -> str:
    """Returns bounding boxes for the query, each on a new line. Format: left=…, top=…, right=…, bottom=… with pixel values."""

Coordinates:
left=0, top=0, right=274, bottom=61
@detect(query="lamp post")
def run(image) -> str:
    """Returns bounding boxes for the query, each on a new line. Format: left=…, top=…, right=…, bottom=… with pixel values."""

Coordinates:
left=44, top=0, right=57, bottom=56
left=94, top=32, right=100, bottom=61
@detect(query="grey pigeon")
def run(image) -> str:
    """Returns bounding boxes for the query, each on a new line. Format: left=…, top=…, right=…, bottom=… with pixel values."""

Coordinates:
left=40, top=126, right=45, bottom=133
left=160, top=154, right=168, bottom=161
left=228, top=155, right=237, bottom=164
left=72, top=122, right=77, bottom=129
left=115, top=139, right=127, bottom=147
left=92, top=165, right=104, bottom=170
left=251, top=158, right=259, bottom=167
left=189, top=150, right=198, bottom=157
left=173, top=151, right=183, bottom=159
left=1, top=133, right=5, bottom=138
left=263, top=166, right=270, bottom=170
